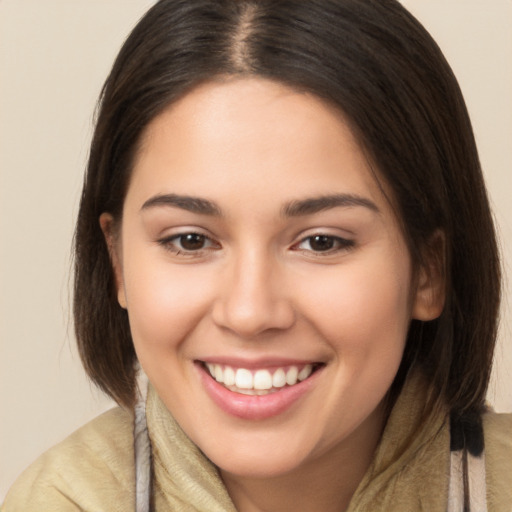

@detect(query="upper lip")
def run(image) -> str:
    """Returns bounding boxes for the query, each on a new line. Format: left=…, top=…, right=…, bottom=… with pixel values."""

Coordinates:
left=196, top=357, right=325, bottom=369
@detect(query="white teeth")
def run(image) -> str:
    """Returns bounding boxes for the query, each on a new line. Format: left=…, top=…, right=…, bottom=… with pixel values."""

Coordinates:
left=214, top=364, right=224, bottom=383
left=230, top=387, right=272, bottom=396
left=272, top=368, right=286, bottom=388
left=298, top=364, right=313, bottom=381
left=254, top=370, right=272, bottom=390
left=205, top=362, right=318, bottom=392
left=286, top=366, right=298, bottom=385
left=235, top=368, right=253, bottom=389
left=224, top=366, right=236, bottom=386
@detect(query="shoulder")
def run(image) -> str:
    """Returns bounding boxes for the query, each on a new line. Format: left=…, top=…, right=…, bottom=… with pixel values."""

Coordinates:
left=483, top=411, right=512, bottom=511
left=3, top=407, right=135, bottom=512
left=484, top=411, right=512, bottom=461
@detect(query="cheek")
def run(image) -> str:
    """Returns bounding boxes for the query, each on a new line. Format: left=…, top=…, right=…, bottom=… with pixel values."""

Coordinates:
left=121, top=251, right=213, bottom=352
left=299, top=252, right=412, bottom=361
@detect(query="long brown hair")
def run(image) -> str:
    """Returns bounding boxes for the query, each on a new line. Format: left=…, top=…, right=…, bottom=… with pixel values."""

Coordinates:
left=74, top=1, right=500, bottom=439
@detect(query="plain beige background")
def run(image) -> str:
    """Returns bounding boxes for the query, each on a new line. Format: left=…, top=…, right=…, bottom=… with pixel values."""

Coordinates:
left=1, top=0, right=511, bottom=501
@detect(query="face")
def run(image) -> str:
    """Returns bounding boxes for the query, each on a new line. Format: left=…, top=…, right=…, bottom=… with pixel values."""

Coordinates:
left=103, top=78, right=439, bottom=480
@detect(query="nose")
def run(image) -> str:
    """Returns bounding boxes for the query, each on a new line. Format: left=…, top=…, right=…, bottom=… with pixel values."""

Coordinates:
left=211, top=248, right=296, bottom=338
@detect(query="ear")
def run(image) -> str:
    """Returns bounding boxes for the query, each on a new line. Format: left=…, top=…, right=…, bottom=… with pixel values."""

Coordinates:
left=411, top=230, right=446, bottom=321
left=99, top=213, right=127, bottom=309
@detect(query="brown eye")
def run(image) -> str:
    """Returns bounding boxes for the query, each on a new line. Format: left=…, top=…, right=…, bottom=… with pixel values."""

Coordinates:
left=159, top=232, right=219, bottom=255
left=295, top=234, right=355, bottom=254
left=309, top=235, right=335, bottom=252
left=179, top=233, right=207, bottom=251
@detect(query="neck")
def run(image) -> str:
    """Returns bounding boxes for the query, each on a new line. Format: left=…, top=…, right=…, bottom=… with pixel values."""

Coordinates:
left=221, top=402, right=386, bottom=512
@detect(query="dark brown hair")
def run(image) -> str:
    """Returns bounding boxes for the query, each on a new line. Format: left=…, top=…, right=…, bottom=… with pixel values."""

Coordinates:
left=74, top=0, right=500, bottom=436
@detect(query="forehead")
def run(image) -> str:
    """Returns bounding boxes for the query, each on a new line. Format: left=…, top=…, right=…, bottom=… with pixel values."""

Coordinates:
left=128, top=77, right=391, bottom=217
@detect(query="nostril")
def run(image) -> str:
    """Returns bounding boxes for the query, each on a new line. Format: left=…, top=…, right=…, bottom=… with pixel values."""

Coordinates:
left=211, top=303, right=295, bottom=338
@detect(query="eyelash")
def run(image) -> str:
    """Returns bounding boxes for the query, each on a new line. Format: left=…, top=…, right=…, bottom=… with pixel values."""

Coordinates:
left=157, top=232, right=355, bottom=257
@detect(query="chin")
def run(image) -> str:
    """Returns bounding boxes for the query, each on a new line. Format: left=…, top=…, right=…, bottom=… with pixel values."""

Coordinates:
left=216, top=452, right=308, bottom=480
left=200, top=431, right=318, bottom=479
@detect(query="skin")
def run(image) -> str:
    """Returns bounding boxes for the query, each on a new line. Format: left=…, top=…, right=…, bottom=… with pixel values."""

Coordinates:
left=101, top=77, right=443, bottom=512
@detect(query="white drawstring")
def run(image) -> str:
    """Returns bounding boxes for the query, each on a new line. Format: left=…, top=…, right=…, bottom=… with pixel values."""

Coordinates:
left=448, top=449, right=487, bottom=512
left=134, top=369, right=151, bottom=512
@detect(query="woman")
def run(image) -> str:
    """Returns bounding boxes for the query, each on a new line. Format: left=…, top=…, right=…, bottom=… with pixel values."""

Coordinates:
left=4, top=0, right=511, bottom=510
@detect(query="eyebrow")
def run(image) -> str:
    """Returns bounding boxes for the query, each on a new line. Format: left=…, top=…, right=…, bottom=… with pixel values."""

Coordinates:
left=282, top=194, right=380, bottom=217
left=141, top=194, right=222, bottom=216
left=141, top=192, right=379, bottom=217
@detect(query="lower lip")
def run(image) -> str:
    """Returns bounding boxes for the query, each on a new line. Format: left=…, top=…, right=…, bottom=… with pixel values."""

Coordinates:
left=197, top=363, right=321, bottom=421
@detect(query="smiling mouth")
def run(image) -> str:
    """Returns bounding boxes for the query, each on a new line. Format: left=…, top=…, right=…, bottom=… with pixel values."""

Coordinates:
left=201, top=362, right=324, bottom=396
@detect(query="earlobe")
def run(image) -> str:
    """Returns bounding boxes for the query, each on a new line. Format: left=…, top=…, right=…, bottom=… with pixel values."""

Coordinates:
left=99, top=213, right=127, bottom=309
left=412, top=231, right=446, bottom=321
